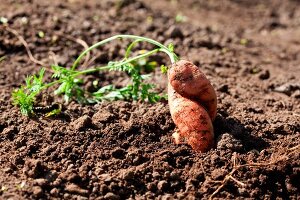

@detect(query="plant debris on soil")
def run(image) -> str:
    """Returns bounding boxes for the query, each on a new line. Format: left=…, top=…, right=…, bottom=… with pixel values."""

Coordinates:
left=0, top=0, right=299, bottom=199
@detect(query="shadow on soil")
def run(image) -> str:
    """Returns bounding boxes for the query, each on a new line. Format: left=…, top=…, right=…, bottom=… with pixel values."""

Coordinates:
left=213, top=112, right=269, bottom=152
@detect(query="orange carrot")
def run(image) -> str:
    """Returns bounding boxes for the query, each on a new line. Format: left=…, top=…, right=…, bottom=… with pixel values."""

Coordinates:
left=168, top=60, right=217, bottom=152
left=168, top=60, right=217, bottom=121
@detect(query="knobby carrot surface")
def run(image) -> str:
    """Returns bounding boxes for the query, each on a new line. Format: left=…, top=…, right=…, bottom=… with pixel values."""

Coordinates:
left=168, top=60, right=217, bottom=121
left=168, top=60, right=217, bottom=152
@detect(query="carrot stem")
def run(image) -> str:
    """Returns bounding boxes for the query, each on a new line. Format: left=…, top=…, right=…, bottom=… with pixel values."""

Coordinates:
left=71, top=34, right=178, bottom=70
left=74, top=48, right=160, bottom=75
left=42, top=48, right=160, bottom=90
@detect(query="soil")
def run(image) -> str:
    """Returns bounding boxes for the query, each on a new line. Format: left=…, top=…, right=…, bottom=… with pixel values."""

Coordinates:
left=0, top=0, right=299, bottom=199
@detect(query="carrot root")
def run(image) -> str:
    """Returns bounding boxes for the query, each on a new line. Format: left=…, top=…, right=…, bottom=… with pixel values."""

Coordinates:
left=168, top=60, right=217, bottom=152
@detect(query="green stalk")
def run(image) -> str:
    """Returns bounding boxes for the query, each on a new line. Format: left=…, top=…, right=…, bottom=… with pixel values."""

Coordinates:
left=75, top=48, right=160, bottom=75
left=42, top=48, right=160, bottom=90
left=43, top=80, right=60, bottom=89
left=71, top=34, right=178, bottom=70
left=125, top=39, right=143, bottom=59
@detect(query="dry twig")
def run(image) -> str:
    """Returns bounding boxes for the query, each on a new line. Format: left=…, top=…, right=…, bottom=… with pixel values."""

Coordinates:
left=2, top=26, right=91, bottom=70
left=3, top=26, right=46, bottom=67
left=209, top=144, right=299, bottom=200
left=48, top=51, right=58, bottom=66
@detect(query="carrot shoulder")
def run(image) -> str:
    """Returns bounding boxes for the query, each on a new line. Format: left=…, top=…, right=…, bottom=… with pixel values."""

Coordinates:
left=168, top=60, right=217, bottom=121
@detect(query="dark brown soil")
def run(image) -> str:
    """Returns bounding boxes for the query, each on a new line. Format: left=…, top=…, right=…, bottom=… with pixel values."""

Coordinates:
left=0, top=0, right=299, bottom=199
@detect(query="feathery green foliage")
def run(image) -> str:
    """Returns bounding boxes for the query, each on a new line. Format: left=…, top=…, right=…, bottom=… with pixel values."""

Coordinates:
left=12, top=35, right=178, bottom=116
left=12, top=68, right=45, bottom=115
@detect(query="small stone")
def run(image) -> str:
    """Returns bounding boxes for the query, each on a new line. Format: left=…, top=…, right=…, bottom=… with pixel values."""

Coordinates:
left=164, top=171, right=171, bottom=178
left=104, top=192, right=120, bottom=200
left=274, top=83, right=300, bottom=96
left=52, top=178, right=62, bottom=187
left=32, top=186, right=43, bottom=198
left=82, top=20, right=91, bottom=29
left=100, top=174, right=112, bottom=181
left=104, top=177, right=113, bottom=184
left=92, top=110, right=114, bottom=127
left=152, top=171, right=160, bottom=179
left=59, top=170, right=80, bottom=182
left=157, top=180, right=169, bottom=191
left=65, top=183, right=88, bottom=195
left=50, top=188, right=59, bottom=197
left=33, top=178, right=47, bottom=187
left=291, top=90, right=300, bottom=99
left=122, top=170, right=134, bottom=180
left=70, top=115, right=92, bottom=131
left=45, top=170, right=58, bottom=182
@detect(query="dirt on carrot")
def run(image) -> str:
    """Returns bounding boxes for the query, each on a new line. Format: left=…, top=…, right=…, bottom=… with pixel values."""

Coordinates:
left=168, top=60, right=216, bottom=152
left=168, top=83, right=214, bottom=152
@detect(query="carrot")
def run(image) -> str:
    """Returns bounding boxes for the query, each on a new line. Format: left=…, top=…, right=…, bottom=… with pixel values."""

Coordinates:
left=168, top=84, right=214, bottom=152
left=168, top=60, right=217, bottom=121
left=168, top=60, right=217, bottom=152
